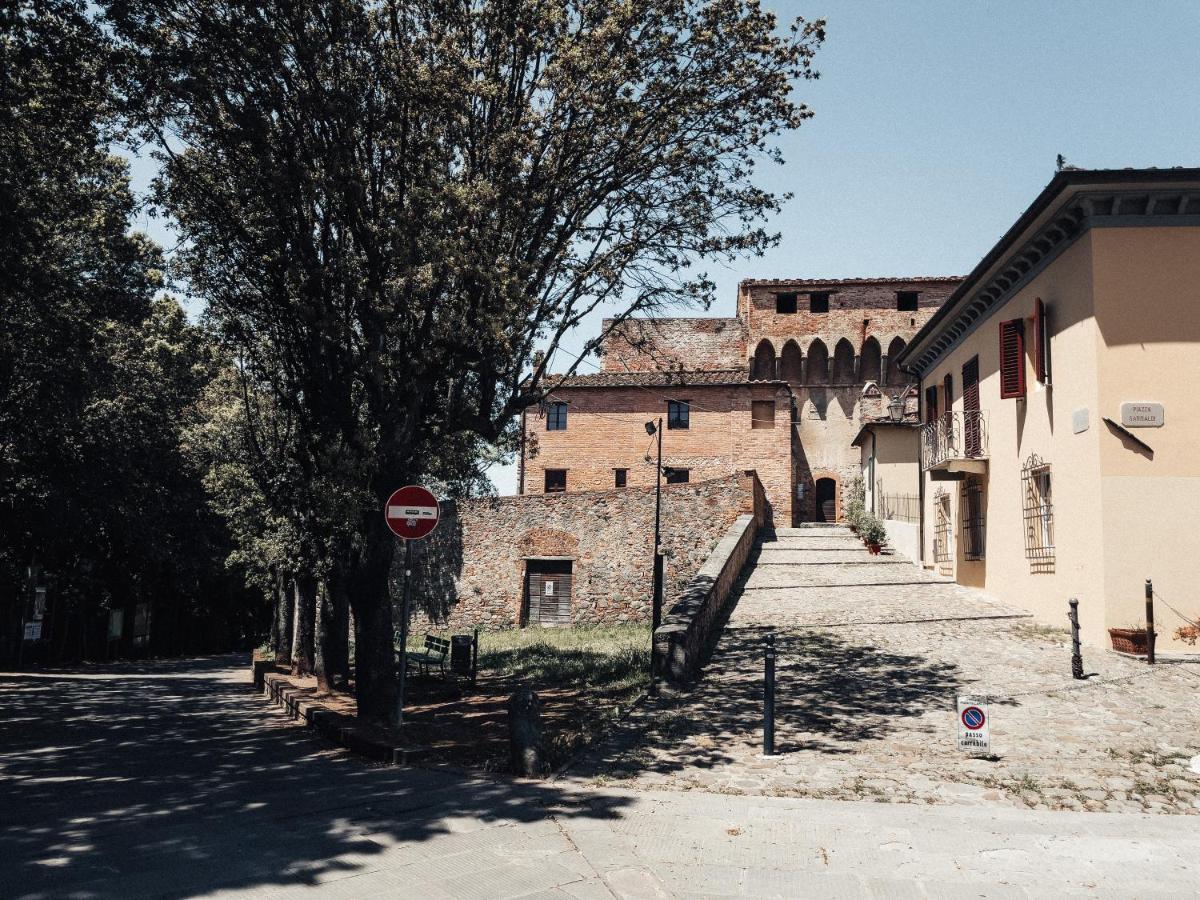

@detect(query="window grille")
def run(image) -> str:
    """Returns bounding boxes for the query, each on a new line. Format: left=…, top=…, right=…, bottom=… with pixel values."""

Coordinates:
left=667, top=400, right=689, bottom=429
left=1021, top=454, right=1054, bottom=572
left=960, top=477, right=986, bottom=560
left=546, top=401, right=568, bottom=431
left=933, top=489, right=953, bottom=564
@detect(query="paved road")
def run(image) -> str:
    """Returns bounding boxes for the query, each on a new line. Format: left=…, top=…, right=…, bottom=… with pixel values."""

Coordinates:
left=3, top=656, right=1199, bottom=898
left=577, top=526, right=1200, bottom=815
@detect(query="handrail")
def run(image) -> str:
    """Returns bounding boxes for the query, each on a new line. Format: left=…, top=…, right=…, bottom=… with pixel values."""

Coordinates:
left=921, top=411, right=988, bottom=470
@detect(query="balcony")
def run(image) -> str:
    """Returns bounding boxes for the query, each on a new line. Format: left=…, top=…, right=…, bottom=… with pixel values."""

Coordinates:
left=921, top=411, right=988, bottom=473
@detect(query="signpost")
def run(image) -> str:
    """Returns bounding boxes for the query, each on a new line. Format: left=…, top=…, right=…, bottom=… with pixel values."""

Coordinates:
left=956, top=695, right=991, bottom=754
left=385, top=485, right=441, bottom=727
left=1120, top=402, right=1164, bottom=428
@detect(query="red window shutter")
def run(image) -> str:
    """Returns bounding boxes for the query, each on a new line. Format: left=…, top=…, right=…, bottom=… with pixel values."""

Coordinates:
left=925, top=385, right=938, bottom=423
left=999, top=318, right=1026, bottom=399
left=1033, top=298, right=1048, bottom=384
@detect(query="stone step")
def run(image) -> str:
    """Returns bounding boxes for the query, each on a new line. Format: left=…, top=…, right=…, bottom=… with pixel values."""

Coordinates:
left=753, top=550, right=910, bottom=564
left=743, top=568, right=948, bottom=589
left=761, top=537, right=865, bottom=550
left=772, top=525, right=854, bottom=536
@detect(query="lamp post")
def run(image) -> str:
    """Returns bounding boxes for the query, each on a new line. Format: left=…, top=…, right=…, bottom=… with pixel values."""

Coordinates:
left=644, top=417, right=664, bottom=697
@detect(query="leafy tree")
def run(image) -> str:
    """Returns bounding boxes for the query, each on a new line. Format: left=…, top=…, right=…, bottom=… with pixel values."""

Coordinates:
left=0, top=1, right=255, bottom=664
left=108, top=0, right=822, bottom=719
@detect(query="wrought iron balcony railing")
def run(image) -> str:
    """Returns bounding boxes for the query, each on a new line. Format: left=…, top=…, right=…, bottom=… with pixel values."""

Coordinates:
left=921, top=411, right=988, bottom=471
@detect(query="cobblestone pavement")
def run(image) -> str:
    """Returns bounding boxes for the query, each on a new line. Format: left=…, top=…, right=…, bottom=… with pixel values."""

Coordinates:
left=574, top=526, right=1200, bottom=816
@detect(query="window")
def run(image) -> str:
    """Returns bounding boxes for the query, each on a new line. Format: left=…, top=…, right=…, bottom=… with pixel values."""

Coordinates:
left=897, top=291, right=919, bottom=311
left=999, top=318, right=1026, bottom=399
left=1033, top=297, right=1051, bottom=385
left=546, top=401, right=568, bottom=430
left=942, top=373, right=953, bottom=416
left=925, top=385, right=939, bottom=424
left=1021, top=454, right=1054, bottom=572
left=933, top=489, right=953, bottom=566
left=961, top=477, right=986, bottom=561
left=665, top=468, right=690, bottom=484
left=667, top=400, right=689, bottom=429
left=962, top=356, right=981, bottom=456
left=775, top=292, right=798, bottom=314
left=809, top=292, right=830, bottom=313
left=544, top=469, right=566, bottom=493
left=751, top=399, right=775, bottom=429
left=614, top=468, right=627, bottom=488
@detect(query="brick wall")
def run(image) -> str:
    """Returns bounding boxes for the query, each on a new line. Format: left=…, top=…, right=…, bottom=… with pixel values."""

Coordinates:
left=600, top=317, right=746, bottom=372
left=523, top=383, right=794, bottom=526
left=404, top=472, right=762, bottom=631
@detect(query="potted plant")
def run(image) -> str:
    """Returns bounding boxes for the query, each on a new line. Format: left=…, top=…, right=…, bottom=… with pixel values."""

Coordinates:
left=844, top=499, right=864, bottom=534
left=859, top=515, right=887, bottom=555
left=1108, top=626, right=1150, bottom=655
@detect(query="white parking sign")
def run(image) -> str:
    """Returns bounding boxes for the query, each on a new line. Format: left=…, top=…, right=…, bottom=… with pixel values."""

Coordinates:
left=956, top=695, right=991, bottom=753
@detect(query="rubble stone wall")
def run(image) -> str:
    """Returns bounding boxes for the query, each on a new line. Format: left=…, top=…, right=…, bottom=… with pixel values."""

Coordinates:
left=402, top=472, right=763, bottom=631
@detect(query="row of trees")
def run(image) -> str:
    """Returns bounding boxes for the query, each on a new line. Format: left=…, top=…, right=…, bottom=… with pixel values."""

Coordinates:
left=2, top=0, right=822, bottom=719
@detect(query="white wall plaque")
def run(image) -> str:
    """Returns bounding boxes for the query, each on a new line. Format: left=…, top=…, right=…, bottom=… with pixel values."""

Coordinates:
left=1120, top=402, right=1164, bottom=428
left=1072, top=407, right=1089, bottom=434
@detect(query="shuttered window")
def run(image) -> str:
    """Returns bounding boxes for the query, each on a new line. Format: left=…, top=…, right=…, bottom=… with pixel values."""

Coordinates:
left=1033, top=298, right=1050, bottom=385
left=962, top=356, right=981, bottom=456
left=942, top=373, right=953, bottom=418
left=925, top=385, right=938, bottom=424
left=998, top=318, right=1026, bottom=399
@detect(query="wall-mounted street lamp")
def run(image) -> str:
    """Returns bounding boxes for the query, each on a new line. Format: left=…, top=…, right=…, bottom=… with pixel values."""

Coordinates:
left=888, top=394, right=905, bottom=423
left=644, top=417, right=664, bottom=697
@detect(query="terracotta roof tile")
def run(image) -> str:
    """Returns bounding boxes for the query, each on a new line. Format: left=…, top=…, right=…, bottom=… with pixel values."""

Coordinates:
left=544, top=369, right=780, bottom=389
left=739, top=275, right=962, bottom=287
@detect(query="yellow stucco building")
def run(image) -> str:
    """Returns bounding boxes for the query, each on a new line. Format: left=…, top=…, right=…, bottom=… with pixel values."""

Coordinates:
left=900, top=167, right=1200, bottom=653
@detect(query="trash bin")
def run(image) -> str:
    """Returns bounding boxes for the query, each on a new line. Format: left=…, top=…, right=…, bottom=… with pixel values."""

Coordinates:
left=450, top=634, right=473, bottom=676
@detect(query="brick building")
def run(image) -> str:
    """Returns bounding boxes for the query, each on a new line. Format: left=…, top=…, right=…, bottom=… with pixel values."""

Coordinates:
left=521, top=277, right=961, bottom=526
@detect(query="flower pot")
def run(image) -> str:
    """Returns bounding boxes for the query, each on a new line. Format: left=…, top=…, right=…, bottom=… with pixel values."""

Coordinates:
left=1108, top=628, right=1149, bottom=655
left=867, top=542, right=882, bottom=555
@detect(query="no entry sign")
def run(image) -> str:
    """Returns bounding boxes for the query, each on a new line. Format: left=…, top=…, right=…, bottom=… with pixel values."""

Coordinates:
left=384, top=485, right=441, bottom=540
left=956, top=695, right=991, bottom=754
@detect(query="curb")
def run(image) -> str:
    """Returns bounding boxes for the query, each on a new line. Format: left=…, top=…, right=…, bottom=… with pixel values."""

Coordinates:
left=259, top=670, right=429, bottom=766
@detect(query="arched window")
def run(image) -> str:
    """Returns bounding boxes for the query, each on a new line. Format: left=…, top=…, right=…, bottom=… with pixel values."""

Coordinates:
left=779, top=340, right=802, bottom=383
left=832, top=338, right=856, bottom=384
left=751, top=339, right=776, bottom=380
left=886, top=337, right=907, bottom=386
left=806, top=339, right=829, bottom=385
left=860, top=337, right=882, bottom=384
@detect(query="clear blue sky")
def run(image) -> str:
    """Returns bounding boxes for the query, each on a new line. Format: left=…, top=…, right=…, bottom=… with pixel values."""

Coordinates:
left=127, top=1, right=1200, bottom=495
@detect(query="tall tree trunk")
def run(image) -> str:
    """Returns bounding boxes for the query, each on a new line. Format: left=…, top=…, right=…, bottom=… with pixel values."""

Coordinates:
left=348, top=521, right=395, bottom=722
left=271, top=570, right=293, bottom=664
left=314, top=581, right=340, bottom=691
left=290, top=575, right=317, bottom=676
left=315, top=568, right=351, bottom=692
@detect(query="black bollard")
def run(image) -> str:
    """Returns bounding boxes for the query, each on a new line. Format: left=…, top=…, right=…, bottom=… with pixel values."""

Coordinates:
left=1145, top=579, right=1156, bottom=665
left=763, top=632, right=776, bottom=756
left=1068, top=598, right=1084, bottom=679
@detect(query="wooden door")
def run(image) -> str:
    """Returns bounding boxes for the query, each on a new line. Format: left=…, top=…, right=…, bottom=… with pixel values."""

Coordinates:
left=525, top=560, right=573, bottom=626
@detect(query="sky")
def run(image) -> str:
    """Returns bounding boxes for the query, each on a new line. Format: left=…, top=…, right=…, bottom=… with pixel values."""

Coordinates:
left=127, top=1, right=1200, bottom=496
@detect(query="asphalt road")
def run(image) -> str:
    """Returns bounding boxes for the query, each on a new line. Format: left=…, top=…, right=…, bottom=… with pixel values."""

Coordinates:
left=3, top=655, right=1199, bottom=899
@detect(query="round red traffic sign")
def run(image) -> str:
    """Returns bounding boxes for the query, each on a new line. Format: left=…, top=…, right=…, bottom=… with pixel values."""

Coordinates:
left=961, top=706, right=986, bottom=731
left=384, top=485, right=440, bottom=540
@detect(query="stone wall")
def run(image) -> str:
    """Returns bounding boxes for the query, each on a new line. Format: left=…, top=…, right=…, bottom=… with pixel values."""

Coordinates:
left=600, top=317, right=746, bottom=372
left=654, top=512, right=760, bottom=685
left=402, top=472, right=762, bottom=631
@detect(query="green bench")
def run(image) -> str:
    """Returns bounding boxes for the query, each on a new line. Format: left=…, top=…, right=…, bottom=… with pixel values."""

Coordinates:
left=400, top=633, right=450, bottom=678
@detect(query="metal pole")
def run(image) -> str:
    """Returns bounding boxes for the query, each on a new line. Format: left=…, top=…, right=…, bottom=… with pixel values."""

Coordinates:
left=1068, top=598, right=1084, bottom=679
left=1145, top=579, right=1156, bottom=665
left=394, top=538, right=414, bottom=726
left=471, top=627, right=479, bottom=688
left=763, top=632, right=776, bottom=756
left=650, top=418, right=663, bottom=698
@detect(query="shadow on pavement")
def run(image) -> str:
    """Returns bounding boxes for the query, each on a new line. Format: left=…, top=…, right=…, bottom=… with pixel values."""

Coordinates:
left=0, top=654, right=632, bottom=899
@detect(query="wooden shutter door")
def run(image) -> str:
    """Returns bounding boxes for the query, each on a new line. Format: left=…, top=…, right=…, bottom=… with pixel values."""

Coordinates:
left=1033, top=298, right=1049, bottom=385
left=998, top=319, right=1026, bottom=399
left=963, top=356, right=981, bottom=456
